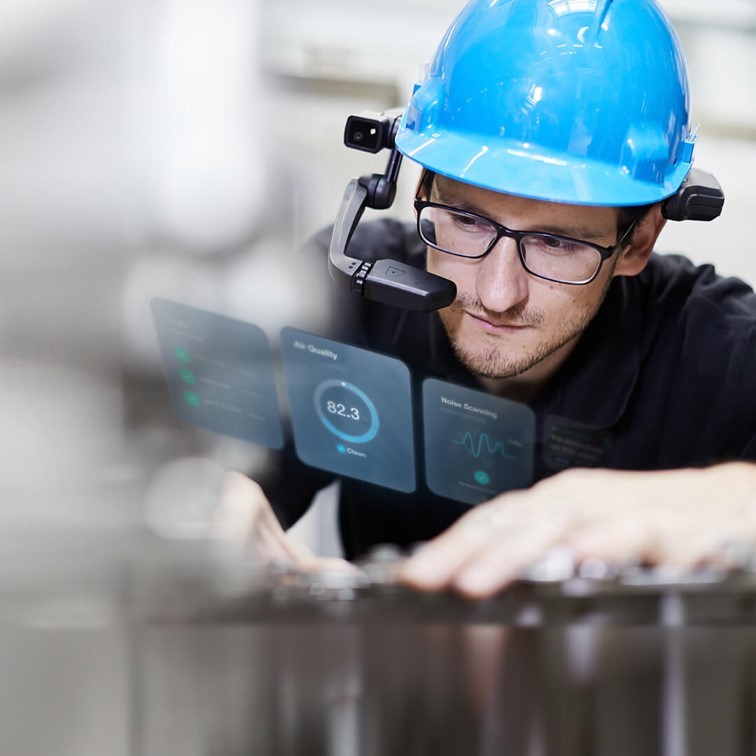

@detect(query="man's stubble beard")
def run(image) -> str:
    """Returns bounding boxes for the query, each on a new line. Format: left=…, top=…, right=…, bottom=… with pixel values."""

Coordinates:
left=439, top=276, right=616, bottom=380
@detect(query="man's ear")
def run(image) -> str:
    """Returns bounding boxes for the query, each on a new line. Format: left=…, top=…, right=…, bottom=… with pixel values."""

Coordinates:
left=613, top=204, right=667, bottom=278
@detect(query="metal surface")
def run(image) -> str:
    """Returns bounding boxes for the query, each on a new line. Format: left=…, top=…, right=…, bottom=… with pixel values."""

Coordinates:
left=134, top=543, right=756, bottom=627
left=4, top=540, right=756, bottom=756
left=127, top=549, right=756, bottom=755
left=120, top=546, right=756, bottom=755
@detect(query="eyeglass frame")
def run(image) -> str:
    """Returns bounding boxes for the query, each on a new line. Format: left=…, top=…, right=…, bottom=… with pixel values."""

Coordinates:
left=413, top=196, right=639, bottom=286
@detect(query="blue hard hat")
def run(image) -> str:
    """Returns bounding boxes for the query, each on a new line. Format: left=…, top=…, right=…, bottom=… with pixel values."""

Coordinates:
left=395, top=0, right=695, bottom=206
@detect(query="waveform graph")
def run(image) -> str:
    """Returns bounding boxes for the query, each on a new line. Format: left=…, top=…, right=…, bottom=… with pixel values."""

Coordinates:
left=447, top=429, right=523, bottom=495
left=423, top=377, right=536, bottom=505
left=448, top=430, right=518, bottom=466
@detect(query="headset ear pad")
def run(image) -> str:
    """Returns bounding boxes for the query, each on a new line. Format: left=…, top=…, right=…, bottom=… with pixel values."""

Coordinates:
left=661, top=168, right=724, bottom=222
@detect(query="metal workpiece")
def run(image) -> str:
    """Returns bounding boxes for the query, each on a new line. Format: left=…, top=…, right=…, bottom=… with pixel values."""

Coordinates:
left=127, top=540, right=756, bottom=628
left=129, top=546, right=756, bottom=756
left=4, top=535, right=755, bottom=756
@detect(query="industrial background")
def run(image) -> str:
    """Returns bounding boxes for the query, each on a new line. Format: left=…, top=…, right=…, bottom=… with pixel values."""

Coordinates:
left=0, top=1, right=754, bottom=753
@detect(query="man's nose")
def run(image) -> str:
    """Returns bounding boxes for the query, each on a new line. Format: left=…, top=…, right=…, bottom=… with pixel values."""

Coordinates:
left=475, top=236, right=530, bottom=313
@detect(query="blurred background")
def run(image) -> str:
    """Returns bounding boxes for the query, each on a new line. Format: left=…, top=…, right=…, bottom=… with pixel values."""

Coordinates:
left=263, top=0, right=756, bottom=283
left=0, top=0, right=755, bottom=752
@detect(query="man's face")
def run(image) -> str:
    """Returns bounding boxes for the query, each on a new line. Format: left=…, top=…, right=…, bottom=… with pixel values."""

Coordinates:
left=423, top=176, right=625, bottom=381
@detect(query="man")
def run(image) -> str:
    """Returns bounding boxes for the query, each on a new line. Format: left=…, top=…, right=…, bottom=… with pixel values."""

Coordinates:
left=226, top=0, right=756, bottom=595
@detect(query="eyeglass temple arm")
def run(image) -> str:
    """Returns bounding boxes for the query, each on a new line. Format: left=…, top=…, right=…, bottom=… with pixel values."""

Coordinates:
left=328, top=149, right=457, bottom=312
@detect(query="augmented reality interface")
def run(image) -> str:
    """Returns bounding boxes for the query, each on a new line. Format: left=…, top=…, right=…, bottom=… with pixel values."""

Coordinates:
left=152, top=299, right=540, bottom=503
left=151, top=298, right=284, bottom=449
left=281, top=328, right=416, bottom=493
left=423, top=378, right=535, bottom=504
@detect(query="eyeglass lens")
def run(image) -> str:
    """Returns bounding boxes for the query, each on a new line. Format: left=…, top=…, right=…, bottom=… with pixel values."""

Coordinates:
left=419, top=205, right=604, bottom=284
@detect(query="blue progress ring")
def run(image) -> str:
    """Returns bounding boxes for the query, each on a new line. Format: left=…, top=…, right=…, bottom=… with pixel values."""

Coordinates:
left=313, top=379, right=379, bottom=444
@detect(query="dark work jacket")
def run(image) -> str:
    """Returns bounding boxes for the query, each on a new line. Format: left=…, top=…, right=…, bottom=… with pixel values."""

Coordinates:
left=263, top=219, right=756, bottom=560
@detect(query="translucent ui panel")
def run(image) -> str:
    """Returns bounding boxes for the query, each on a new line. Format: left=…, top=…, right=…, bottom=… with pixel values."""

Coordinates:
left=423, top=378, right=535, bottom=505
left=152, top=298, right=283, bottom=449
left=281, top=328, right=415, bottom=493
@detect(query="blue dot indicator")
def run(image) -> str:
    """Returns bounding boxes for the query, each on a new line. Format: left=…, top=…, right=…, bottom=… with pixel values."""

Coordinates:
left=474, top=470, right=490, bottom=486
left=337, top=444, right=346, bottom=453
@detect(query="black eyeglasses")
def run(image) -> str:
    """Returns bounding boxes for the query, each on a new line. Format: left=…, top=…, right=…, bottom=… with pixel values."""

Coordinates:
left=414, top=198, right=637, bottom=285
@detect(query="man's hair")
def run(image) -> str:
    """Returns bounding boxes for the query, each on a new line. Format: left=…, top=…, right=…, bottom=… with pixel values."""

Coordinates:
left=617, top=204, right=655, bottom=247
left=419, top=170, right=654, bottom=246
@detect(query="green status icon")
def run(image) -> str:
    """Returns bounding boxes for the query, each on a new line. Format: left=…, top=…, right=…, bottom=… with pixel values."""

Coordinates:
left=174, top=346, right=191, bottom=363
left=474, top=470, right=490, bottom=486
left=183, top=391, right=201, bottom=407
left=179, top=368, right=196, bottom=386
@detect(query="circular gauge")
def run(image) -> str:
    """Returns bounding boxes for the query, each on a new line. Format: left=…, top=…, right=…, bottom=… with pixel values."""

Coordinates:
left=313, top=379, right=379, bottom=444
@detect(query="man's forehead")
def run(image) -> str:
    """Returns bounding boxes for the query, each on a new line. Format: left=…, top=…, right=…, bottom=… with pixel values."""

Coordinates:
left=431, top=174, right=621, bottom=236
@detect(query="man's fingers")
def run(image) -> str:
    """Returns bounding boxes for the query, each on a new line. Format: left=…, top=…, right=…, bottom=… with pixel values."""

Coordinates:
left=567, top=518, right=651, bottom=566
left=400, top=493, right=570, bottom=594
left=450, top=523, right=566, bottom=598
left=399, top=500, right=524, bottom=590
left=658, top=524, right=756, bottom=570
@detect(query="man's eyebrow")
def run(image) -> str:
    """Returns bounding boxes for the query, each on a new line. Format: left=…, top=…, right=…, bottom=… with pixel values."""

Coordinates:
left=431, top=185, right=492, bottom=216
left=533, top=223, right=611, bottom=241
left=431, top=183, right=470, bottom=208
left=431, top=184, right=612, bottom=241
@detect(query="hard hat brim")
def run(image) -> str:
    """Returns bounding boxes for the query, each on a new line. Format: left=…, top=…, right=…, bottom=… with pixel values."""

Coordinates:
left=395, top=128, right=691, bottom=207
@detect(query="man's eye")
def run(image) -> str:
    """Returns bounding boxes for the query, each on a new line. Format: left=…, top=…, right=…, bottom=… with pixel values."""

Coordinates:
left=532, top=235, right=580, bottom=254
left=450, top=213, right=486, bottom=231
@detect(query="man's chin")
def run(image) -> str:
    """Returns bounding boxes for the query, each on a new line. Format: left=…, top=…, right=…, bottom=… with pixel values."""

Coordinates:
left=453, top=347, right=535, bottom=380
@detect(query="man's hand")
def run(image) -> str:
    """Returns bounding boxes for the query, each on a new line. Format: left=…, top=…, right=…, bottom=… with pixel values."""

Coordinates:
left=214, top=471, right=354, bottom=573
left=400, top=463, right=756, bottom=598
